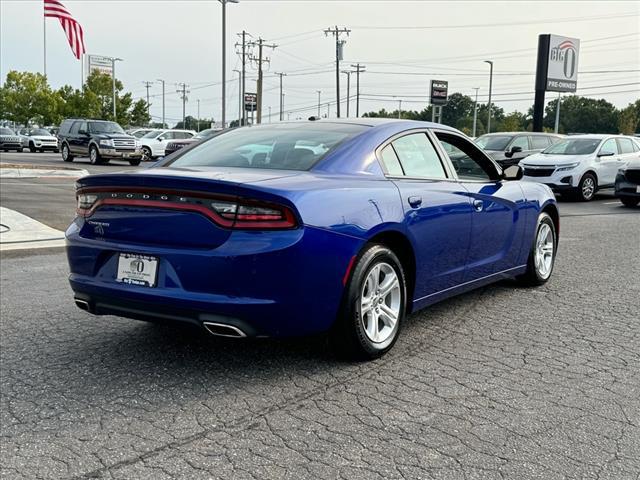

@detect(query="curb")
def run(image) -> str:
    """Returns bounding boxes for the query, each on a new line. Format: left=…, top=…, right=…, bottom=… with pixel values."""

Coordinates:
left=0, top=167, right=89, bottom=178
left=0, top=207, right=66, bottom=251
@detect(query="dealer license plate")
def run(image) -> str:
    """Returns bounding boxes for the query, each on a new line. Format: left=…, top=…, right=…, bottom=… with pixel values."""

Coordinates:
left=116, top=253, right=158, bottom=287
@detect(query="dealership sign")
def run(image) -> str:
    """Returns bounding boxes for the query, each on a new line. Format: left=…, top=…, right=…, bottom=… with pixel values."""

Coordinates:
left=244, top=93, right=257, bottom=112
left=545, top=35, right=580, bottom=92
left=87, top=55, right=113, bottom=76
left=430, top=80, right=448, bottom=105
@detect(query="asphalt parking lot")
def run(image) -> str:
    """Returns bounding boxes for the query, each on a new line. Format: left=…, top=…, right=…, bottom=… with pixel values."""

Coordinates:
left=1, top=151, right=639, bottom=479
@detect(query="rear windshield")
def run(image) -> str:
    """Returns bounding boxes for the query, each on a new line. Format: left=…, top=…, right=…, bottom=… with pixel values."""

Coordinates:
left=164, top=123, right=368, bottom=171
left=475, top=135, right=512, bottom=151
left=542, top=138, right=600, bottom=155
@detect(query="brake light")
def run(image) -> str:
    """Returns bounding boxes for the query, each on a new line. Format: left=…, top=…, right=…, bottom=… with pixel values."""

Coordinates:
left=76, top=188, right=297, bottom=230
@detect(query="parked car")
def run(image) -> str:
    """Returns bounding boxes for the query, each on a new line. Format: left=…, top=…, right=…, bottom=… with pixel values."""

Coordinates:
left=163, top=128, right=221, bottom=156
left=128, top=128, right=156, bottom=138
left=21, top=128, right=59, bottom=152
left=140, top=129, right=196, bottom=161
left=475, top=132, right=563, bottom=168
left=67, top=119, right=559, bottom=359
left=58, top=119, right=143, bottom=165
left=0, top=127, right=23, bottom=152
left=615, top=158, right=640, bottom=207
left=520, top=135, right=640, bottom=201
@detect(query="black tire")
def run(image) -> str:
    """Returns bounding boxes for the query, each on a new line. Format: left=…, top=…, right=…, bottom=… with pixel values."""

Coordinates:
left=330, top=244, right=406, bottom=360
left=620, top=197, right=639, bottom=208
left=61, top=143, right=73, bottom=162
left=141, top=146, right=152, bottom=162
left=89, top=145, right=102, bottom=165
left=29, top=142, right=36, bottom=153
left=576, top=172, right=597, bottom=202
left=517, top=212, right=557, bottom=287
left=129, top=158, right=142, bottom=166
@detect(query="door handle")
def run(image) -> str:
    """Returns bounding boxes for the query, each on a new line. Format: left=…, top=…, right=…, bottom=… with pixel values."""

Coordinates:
left=408, top=196, right=422, bottom=208
left=473, top=199, right=484, bottom=212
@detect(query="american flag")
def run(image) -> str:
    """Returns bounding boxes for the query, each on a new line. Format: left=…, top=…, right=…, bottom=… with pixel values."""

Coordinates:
left=44, top=0, right=86, bottom=60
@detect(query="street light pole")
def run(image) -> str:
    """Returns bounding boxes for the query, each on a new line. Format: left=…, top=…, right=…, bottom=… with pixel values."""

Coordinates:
left=554, top=92, right=561, bottom=133
left=197, top=99, right=200, bottom=132
left=156, top=79, right=165, bottom=128
left=472, top=87, right=479, bottom=137
left=317, top=90, right=321, bottom=118
left=218, top=0, right=239, bottom=129
left=111, top=57, right=123, bottom=121
left=484, top=60, right=493, bottom=133
left=341, top=71, right=352, bottom=117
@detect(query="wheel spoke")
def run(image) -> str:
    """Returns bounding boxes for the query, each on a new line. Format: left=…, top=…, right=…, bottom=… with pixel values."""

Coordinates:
left=379, top=273, right=398, bottom=297
left=379, top=304, right=397, bottom=329
left=366, top=312, right=378, bottom=342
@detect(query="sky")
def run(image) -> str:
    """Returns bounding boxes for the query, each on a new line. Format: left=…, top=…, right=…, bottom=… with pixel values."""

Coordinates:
left=1, top=0, right=639, bottom=126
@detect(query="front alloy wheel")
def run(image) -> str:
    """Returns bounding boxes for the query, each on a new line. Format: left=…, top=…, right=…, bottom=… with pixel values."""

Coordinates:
left=518, top=212, right=557, bottom=286
left=330, top=244, right=406, bottom=360
left=89, top=145, right=100, bottom=164
left=578, top=173, right=596, bottom=201
left=62, top=144, right=73, bottom=162
left=141, top=147, right=152, bottom=162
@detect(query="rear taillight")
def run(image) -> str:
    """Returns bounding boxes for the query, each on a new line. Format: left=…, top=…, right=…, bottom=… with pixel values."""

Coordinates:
left=76, top=189, right=297, bottom=230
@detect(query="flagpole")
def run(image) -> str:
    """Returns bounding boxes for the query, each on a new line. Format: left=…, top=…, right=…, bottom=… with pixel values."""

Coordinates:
left=43, top=8, right=47, bottom=77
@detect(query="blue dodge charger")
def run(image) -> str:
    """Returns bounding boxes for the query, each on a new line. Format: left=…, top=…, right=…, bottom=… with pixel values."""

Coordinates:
left=67, top=119, right=558, bottom=359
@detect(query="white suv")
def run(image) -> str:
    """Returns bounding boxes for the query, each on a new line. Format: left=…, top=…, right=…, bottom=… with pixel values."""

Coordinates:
left=140, top=129, right=196, bottom=160
left=520, top=134, right=640, bottom=201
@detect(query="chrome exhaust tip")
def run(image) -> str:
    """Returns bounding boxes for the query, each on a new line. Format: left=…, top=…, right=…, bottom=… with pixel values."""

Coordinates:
left=202, top=321, right=247, bottom=338
left=75, top=299, right=90, bottom=311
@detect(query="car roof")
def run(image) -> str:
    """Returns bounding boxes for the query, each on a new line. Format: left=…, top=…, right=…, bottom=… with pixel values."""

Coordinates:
left=562, top=134, right=611, bottom=140
left=479, top=132, right=558, bottom=136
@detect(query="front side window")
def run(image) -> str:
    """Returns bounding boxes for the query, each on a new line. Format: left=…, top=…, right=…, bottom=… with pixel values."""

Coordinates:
left=165, top=123, right=367, bottom=171
left=599, top=139, right=619, bottom=156
left=510, top=136, right=529, bottom=150
left=69, top=122, right=81, bottom=135
left=436, top=132, right=498, bottom=182
left=391, top=133, right=447, bottom=179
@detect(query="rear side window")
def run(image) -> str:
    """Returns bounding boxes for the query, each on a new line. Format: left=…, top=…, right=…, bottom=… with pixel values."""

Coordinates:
left=617, top=138, right=634, bottom=154
left=391, top=133, right=447, bottom=179
left=530, top=136, right=550, bottom=149
left=379, top=144, right=404, bottom=176
left=600, top=139, right=619, bottom=155
left=435, top=131, right=500, bottom=182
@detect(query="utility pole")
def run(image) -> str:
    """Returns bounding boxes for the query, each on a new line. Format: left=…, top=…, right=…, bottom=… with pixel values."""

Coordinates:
left=350, top=63, right=365, bottom=117
left=197, top=99, right=200, bottom=132
left=316, top=91, right=321, bottom=118
left=275, top=72, right=286, bottom=121
left=472, top=87, right=479, bottom=137
left=324, top=26, right=350, bottom=118
left=142, top=81, right=153, bottom=125
left=176, top=83, right=189, bottom=127
left=156, top=79, right=165, bottom=128
left=248, top=37, right=277, bottom=124
left=341, top=70, right=352, bottom=117
left=326, top=103, right=330, bottom=118
left=236, top=30, right=251, bottom=126
left=398, top=99, right=402, bottom=119
left=233, top=69, right=241, bottom=126
left=484, top=60, right=494, bottom=133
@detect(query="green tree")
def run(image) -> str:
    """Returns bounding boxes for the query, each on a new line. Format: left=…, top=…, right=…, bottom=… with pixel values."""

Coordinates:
left=129, top=99, right=150, bottom=127
left=174, top=116, right=215, bottom=130
left=617, top=102, right=639, bottom=135
left=84, top=70, right=133, bottom=125
left=1, top=70, right=60, bottom=126
left=440, top=92, right=474, bottom=129
left=499, top=111, right=526, bottom=132
left=543, top=95, right=618, bottom=134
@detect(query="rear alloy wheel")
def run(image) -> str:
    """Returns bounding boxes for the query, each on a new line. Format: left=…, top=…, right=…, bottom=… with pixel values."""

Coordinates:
left=89, top=145, right=101, bottom=165
left=577, top=173, right=597, bottom=201
left=620, top=197, right=639, bottom=207
left=517, top=212, right=557, bottom=286
left=330, top=244, right=406, bottom=360
left=61, top=143, right=73, bottom=162
left=141, top=147, right=152, bottom=162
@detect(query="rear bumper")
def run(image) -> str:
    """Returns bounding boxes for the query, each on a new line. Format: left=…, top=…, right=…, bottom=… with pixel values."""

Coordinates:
left=66, top=220, right=363, bottom=337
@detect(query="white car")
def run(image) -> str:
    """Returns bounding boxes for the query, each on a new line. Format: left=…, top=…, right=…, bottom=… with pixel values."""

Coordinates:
left=140, top=129, right=196, bottom=160
left=128, top=128, right=156, bottom=138
left=520, top=134, right=640, bottom=201
left=21, top=128, right=59, bottom=152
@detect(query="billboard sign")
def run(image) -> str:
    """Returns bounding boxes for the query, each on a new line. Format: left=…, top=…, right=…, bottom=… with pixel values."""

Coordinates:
left=546, top=35, right=580, bottom=92
left=87, top=55, right=113, bottom=76
left=244, top=93, right=257, bottom=112
left=430, top=80, right=448, bottom=105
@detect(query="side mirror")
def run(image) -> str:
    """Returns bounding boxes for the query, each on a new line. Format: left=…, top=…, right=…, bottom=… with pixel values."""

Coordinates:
left=503, top=165, right=523, bottom=181
left=598, top=151, right=614, bottom=157
left=158, top=136, right=165, bottom=141
left=505, top=145, right=523, bottom=158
